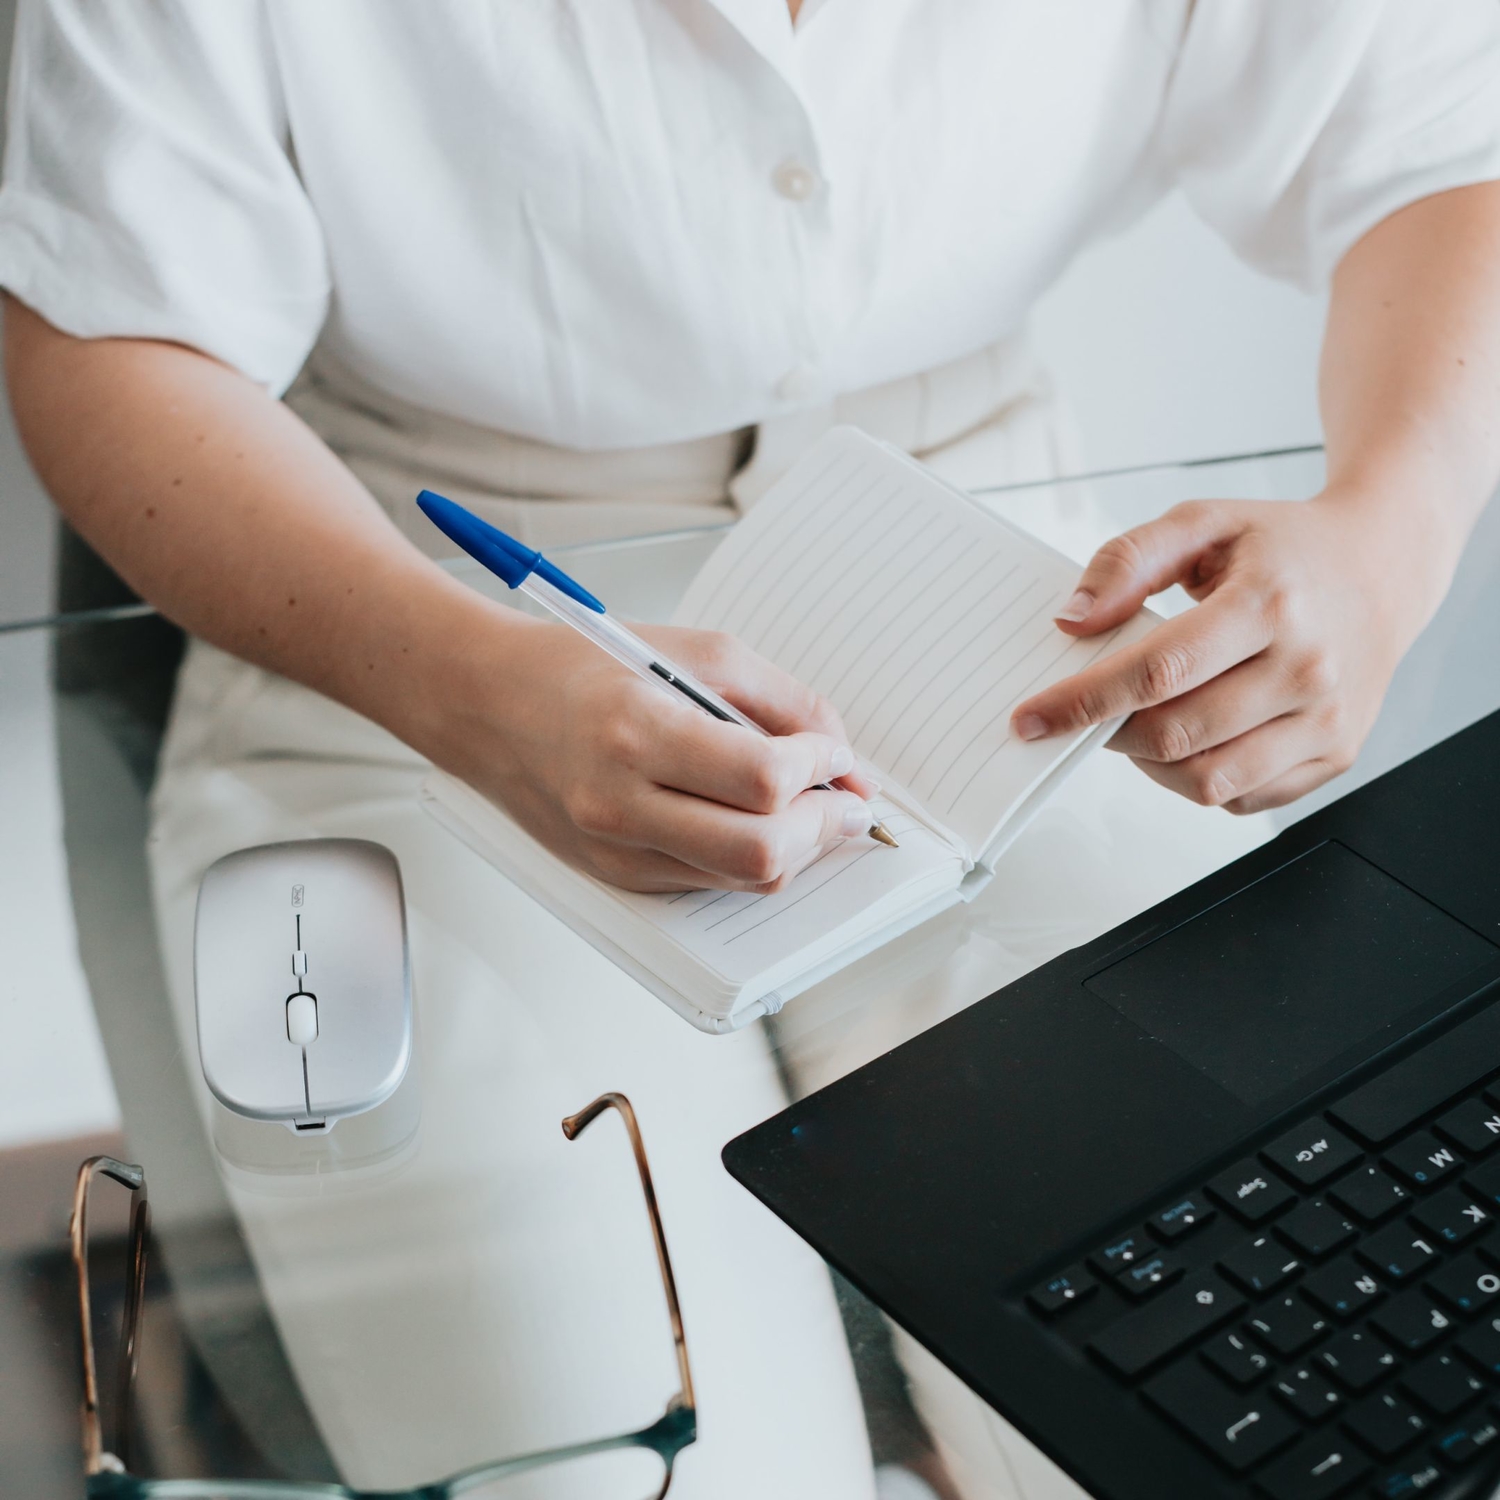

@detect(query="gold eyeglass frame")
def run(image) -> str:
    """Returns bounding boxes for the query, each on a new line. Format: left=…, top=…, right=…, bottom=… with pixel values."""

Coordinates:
left=71, top=1092, right=696, bottom=1498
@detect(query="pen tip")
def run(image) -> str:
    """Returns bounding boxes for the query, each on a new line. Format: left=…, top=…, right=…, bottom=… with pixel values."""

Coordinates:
left=869, top=822, right=900, bottom=848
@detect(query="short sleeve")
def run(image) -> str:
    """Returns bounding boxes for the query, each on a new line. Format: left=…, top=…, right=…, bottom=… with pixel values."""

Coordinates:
left=0, top=0, right=328, bottom=392
left=1158, top=0, right=1500, bottom=288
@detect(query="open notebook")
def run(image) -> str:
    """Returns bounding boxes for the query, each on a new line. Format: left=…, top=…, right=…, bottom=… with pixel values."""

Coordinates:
left=422, top=427, right=1157, bottom=1032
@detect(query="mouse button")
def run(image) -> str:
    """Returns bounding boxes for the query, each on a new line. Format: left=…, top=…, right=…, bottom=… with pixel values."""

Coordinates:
left=302, top=961, right=411, bottom=1117
left=196, top=937, right=305, bottom=1118
left=298, top=841, right=410, bottom=1116
left=199, top=1000, right=306, bottom=1119
left=303, top=1032, right=410, bottom=1120
left=286, top=993, right=318, bottom=1046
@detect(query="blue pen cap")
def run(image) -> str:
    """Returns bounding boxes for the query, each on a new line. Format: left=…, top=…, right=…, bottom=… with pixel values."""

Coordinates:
left=416, top=490, right=605, bottom=611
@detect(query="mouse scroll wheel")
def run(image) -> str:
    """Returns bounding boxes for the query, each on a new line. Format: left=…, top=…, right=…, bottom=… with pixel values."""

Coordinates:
left=292, top=949, right=309, bottom=976
left=286, top=993, right=318, bottom=1046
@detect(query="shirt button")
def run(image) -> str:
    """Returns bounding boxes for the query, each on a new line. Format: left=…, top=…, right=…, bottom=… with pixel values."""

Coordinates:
left=775, top=364, right=819, bottom=402
left=771, top=159, right=819, bottom=202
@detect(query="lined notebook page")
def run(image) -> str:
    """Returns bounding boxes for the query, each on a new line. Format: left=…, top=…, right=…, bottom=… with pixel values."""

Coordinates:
left=675, top=429, right=1153, bottom=853
left=619, top=796, right=960, bottom=986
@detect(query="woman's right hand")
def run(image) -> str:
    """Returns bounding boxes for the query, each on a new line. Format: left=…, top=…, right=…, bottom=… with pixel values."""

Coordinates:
left=2, top=303, right=865, bottom=895
left=425, top=615, right=879, bottom=893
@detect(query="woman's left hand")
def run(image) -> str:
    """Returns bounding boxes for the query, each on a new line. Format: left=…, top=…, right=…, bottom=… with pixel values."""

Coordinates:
left=1009, top=488, right=1455, bottom=814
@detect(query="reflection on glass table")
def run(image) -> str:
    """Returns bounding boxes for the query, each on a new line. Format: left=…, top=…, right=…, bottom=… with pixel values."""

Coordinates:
left=5, top=445, right=1499, bottom=1499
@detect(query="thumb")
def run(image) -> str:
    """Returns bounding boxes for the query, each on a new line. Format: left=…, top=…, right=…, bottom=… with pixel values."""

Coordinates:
left=1056, top=501, right=1241, bottom=634
left=779, top=730, right=858, bottom=790
left=779, top=730, right=881, bottom=801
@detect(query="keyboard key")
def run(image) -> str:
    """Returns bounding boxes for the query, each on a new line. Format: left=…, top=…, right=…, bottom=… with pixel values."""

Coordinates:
left=1301, top=1256, right=1383, bottom=1321
left=1142, top=1360, right=1298, bottom=1472
left=1454, top=1315, right=1500, bottom=1378
left=1317, top=1329, right=1397, bottom=1393
left=1262, top=1120, right=1363, bottom=1189
left=1219, top=1234, right=1302, bottom=1296
left=1435, top=1097, right=1500, bottom=1157
left=1249, top=1295, right=1331, bottom=1358
left=1328, top=1166, right=1411, bottom=1225
left=1368, top=1457, right=1443, bottom=1497
left=1465, top=1157, right=1500, bottom=1213
left=1425, top=1251, right=1500, bottom=1317
left=1088, top=1272, right=1245, bottom=1379
left=1277, top=1200, right=1358, bottom=1261
left=1115, top=1252, right=1184, bottom=1300
left=1369, top=1290, right=1454, bottom=1354
left=1255, top=1435, right=1369, bottom=1500
left=1202, top=1329, right=1272, bottom=1387
left=1342, top=1392, right=1427, bottom=1459
left=1209, top=1159, right=1298, bottom=1224
left=1089, top=1228, right=1150, bottom=1275
left=1357, top=1223, right=1443, bottom=1284
left=1431, top=1411, right=1500, bottom=1467
left=1398, top=1352, right=1486, bottom=1417
left=1409, top=1186, right=1491, bottom=1247
left=1382, top=1131, right=1463, bottom=1190
left=1327, top=1009, right=1500, bottom=1145
left=1027, top=1264, right=1097, bottom=1316
left=1150, top=1195, right=1216, bottom=1242
left=1272, top=1365, right=1344, bottom=1423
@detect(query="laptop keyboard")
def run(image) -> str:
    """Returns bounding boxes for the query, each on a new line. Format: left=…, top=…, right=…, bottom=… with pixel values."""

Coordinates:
left=1027, top=1016, right=1500, bottom=1498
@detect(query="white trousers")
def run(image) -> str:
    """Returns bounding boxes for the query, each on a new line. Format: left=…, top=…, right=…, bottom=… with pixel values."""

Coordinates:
left=146, top=342, right=1272, bottom=1499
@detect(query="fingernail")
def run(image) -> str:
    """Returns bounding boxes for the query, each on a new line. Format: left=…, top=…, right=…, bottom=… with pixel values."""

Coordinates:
left=1055, top=589, right=1094, bottom=623
left=829, top=744, right=855, bottom=778
left=840, top=801, right=870, bottom=837
left=1014, top=713, right=1048, bottom=742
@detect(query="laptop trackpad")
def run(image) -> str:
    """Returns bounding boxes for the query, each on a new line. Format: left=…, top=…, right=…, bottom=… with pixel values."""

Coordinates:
left=1084, top=841, right=1498, bottom=1108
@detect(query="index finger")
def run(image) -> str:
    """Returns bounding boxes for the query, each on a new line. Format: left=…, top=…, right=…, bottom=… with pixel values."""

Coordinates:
left=638, top=694, right=857, bottom=814
left=1011, top=586, right=1272, bottom=740
left=641, top=626, right=877, bottom=796
left=706, top=664, right=880, bottom=799
left=640, top=624, right=856, bottom=739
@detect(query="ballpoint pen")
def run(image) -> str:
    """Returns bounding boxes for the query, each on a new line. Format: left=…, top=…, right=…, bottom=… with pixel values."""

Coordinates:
left=416, top=490, right=898, bottom=847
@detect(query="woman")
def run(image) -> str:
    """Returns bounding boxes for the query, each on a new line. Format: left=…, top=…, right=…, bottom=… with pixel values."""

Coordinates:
left=4, top=4, right=1499, bottom=1497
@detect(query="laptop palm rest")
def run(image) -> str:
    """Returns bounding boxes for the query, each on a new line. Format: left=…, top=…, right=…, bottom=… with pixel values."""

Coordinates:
left=728, top=839, right=1496, bottom=1295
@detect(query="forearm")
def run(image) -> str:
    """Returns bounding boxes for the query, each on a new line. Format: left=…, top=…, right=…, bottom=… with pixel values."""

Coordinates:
left=1015, top=181, right=1500, bottom=813
left=1319, top=180, right=1500, bottom=597
left=2, top=295, right=519, bottom=757
left=3, top=296, right=876, bottom=889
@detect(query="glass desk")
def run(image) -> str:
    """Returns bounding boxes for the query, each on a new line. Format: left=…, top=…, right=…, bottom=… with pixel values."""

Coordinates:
left=4, top=448, right=1499, bottom=1500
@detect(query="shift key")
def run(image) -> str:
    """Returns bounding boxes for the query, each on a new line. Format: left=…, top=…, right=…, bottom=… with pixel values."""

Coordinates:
left=1089, top=1272, right=1245, bottom=1379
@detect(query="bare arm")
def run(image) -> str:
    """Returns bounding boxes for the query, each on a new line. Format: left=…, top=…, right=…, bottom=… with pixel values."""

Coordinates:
left=1012, top=180, right=1500, bottom=811
left=1319, top=178, right=1500, bottom=582
left=4, top=296, right=873, bottom=888
left=5, top=296, right=488, bottom=734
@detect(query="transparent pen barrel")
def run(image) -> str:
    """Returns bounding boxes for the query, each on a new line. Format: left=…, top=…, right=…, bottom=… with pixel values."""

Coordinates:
left=518, top=574, right=766, bottom=735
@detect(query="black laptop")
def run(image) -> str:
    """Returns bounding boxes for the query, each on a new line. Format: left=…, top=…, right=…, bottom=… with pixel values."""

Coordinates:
left=723, top=707, right=1500, bottom=1500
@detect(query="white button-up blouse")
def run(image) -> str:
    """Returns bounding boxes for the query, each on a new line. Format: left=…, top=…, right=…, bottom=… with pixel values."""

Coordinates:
left=1, top=0, right=1498, bottom=451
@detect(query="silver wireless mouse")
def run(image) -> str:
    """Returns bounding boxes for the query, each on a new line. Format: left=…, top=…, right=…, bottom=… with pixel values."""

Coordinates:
left=195, top=839, right=411, bottom=1131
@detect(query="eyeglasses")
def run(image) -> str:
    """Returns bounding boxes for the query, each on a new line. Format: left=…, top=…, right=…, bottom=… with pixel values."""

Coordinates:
left=71, top=1092, right=696, bottom=1499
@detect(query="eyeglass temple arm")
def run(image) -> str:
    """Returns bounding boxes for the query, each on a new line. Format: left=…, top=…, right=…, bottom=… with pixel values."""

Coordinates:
left=561, top=1094, right=696, bottom=1413
left=70, top=1156, right=149, bottom=1476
